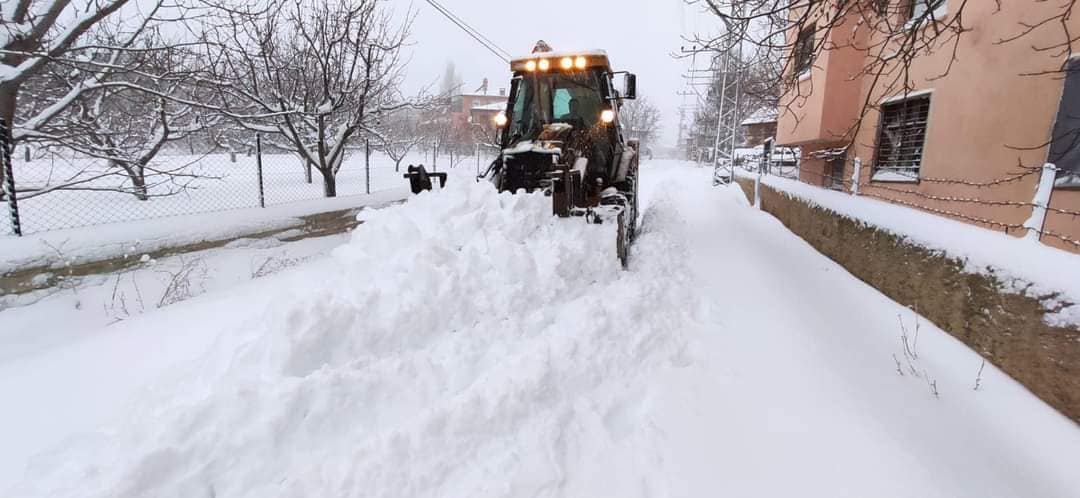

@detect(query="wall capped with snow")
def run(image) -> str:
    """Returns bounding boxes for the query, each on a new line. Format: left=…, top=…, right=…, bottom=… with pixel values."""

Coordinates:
left=737, top=178, right=1080, bottom=423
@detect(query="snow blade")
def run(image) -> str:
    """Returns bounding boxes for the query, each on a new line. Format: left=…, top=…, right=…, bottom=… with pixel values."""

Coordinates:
left=403, top=164, right=448, bottom=194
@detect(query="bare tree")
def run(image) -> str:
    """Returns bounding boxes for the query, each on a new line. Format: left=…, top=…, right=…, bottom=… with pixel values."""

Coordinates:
left=15, top=15, right=219, bottom=201
left=377, top=108, right=425, bottom=172
left=620, top=96, right=663, bottom=148
left=203, top=0, right=413, bottom=197
left=440, top=60, right=464, bottom=96
left=0, top=0, right=136, bottom=193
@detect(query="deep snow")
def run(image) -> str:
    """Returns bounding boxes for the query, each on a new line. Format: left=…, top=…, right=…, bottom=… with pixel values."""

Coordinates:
left=1, top=161, right=1079, bottom=497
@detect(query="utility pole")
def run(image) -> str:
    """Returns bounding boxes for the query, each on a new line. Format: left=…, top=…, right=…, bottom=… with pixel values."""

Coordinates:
left=678, top=45, right=714, bottom=164
left=712, top=51, right=731, bottom=180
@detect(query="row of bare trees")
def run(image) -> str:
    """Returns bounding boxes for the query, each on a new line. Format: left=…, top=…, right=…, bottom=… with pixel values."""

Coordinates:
left=1, top=0, right=423, bottom=202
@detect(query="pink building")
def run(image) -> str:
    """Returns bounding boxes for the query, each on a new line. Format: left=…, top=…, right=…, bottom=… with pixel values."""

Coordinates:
left=775, top=1, right=1080, bottom=253
left=449, top=91, right=507, bottom=132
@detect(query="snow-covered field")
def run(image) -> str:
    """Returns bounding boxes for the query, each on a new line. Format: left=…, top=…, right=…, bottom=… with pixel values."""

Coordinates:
left=1, top=161, right=1078, bottom=497
left=3, top=150, right=490, bottom=235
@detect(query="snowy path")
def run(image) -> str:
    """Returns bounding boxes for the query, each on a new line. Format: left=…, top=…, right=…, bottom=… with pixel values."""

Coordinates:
left=640, top=162, right=1080, bottom=497
left=2, top=160, right=1079, bottom=497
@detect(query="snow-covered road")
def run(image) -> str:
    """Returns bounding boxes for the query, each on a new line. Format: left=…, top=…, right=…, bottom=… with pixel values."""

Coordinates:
left=2, top=160, right=1079, bottom=497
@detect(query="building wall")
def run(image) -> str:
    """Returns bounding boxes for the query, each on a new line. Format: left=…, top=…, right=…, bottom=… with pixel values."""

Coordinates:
left=777, top=1, right=1080, bottom=253
left=777, top=2, right=869, bottom=148
left=451, top=94, right=507, bottom=129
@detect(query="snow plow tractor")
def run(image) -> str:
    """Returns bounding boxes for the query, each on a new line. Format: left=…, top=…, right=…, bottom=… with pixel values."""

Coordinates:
left=484, top=42, right=640, bottom=267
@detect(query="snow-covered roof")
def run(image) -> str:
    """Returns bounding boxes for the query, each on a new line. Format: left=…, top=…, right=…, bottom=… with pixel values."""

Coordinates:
left=472, top=102, right=507, bottom=112
left=740, top=108, right=779, bottom=126
left=457, top=93, right=504, bottom=99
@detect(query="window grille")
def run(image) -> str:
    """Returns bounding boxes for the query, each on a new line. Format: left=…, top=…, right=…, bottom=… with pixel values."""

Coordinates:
left=873, top=94, right=931, bottom=181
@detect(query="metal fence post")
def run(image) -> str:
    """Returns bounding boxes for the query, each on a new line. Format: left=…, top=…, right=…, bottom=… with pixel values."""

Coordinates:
left=850, top=157, right=862, bottom=196
left=365, top=138, right=371, bottom=194
left=1023, top=163, right=1056, bottom=242
left=256, top=134, right=265, bottom=208
left=0, top=119, right=22, bottom=236
left=753, top=162, right=762, bottom=210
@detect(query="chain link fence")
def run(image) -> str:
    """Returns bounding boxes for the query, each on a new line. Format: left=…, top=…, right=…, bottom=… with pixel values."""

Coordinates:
left=0, top=128, right=444, bottom=236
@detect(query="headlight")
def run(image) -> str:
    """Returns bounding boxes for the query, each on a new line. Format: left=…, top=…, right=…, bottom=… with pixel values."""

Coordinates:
left=601, top=109, right=615, bottom=124
left=525, top=60, right=537, bottom=72
left=538, top=59, right=550, bottom=71
left=574, top=56, right=587, bottom=69
left=494, top=111, right=508, bottom=127
left=560, top=57, right=573, bottom=70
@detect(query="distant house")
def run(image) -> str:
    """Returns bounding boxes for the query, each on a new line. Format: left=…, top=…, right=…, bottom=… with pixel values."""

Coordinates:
left=420, top=83, right=508, bottom=152
left=469, top=101, right=507, bottom=129
left=449, top=90, right=507, bottom=131
left=740, top=108, right=778, bottom=148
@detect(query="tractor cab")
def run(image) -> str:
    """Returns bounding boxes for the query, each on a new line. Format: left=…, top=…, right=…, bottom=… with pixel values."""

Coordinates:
left=489, top=43, right=637, bottom=199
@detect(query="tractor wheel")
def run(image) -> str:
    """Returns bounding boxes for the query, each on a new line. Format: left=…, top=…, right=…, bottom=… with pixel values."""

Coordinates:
left=617, top=209, right=630, bottom=269
left=621, top=162, right=639, bottom=243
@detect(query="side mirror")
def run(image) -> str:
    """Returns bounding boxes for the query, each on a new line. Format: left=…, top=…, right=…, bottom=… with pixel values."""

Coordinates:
left=624, top=73, right=637, bottom=100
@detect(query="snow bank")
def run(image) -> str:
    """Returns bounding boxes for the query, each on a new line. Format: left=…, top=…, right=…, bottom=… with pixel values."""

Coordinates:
left=8, top=179, right=699, bottom=497
left=747, top=173, right=1080, bottom=326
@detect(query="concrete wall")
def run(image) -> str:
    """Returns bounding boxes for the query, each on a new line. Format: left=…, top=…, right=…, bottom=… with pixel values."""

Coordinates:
left=737, top=178, right=1080, bottom=424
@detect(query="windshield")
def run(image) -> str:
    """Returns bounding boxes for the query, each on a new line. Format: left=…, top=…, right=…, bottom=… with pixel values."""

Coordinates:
left=507, top=71, right=607, bottom=143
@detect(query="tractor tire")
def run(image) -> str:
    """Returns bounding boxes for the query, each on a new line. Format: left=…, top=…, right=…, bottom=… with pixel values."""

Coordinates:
left=617, top=209, right=630, bottom=269
left=622, top=161, right=639, bottom=243
left=616, top=161, right=638, bottom=268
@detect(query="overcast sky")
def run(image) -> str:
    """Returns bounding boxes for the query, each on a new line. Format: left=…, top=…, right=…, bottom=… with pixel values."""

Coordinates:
left=395, top=0, right=719, bottom=148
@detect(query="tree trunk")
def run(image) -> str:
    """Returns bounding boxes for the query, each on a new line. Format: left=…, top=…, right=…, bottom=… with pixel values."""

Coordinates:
left=116, top=160, right=149, bottom=201
left=306, top=160, right=314, bottom=184
left=321, top=168, right=337, bottom=197
left=132, top=174, right=149, bottom=201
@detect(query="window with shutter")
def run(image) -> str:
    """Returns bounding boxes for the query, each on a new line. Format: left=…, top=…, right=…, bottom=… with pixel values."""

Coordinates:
left=1049, top=59, right=1080, bottom=187
left=792, top=27, right=815, bottom=77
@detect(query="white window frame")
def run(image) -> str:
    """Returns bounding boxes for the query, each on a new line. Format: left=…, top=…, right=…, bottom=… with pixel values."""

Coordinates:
left=904, top=0, right=948, bottom=30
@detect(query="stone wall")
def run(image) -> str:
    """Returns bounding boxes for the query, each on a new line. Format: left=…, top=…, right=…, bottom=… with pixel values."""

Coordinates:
left=737, top=178, right=1080, bottom=423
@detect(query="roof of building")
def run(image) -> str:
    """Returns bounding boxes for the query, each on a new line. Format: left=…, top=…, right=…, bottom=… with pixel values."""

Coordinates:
left=472, top=101, right=507, bottom=112
left=740, top=107, right=779, bottom=126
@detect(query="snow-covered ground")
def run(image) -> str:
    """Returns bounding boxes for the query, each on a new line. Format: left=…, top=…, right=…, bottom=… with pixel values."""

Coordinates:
left=0, top=188, right=408, bottom=276
left=0, top=231, right=351, bottom=364
left=1, top=160, right=1078, bottom=497
left=3, top=150, right=491, bottom=235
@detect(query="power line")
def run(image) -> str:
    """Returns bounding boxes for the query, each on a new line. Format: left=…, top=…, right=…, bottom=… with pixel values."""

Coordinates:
left=428, top=0, right=510, bottom=59
left=423, top=0, right=511, bottom=63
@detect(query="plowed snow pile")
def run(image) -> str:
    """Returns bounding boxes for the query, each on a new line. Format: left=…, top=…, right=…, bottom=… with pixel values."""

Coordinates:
left=11, top=181, right=700, bottom=497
